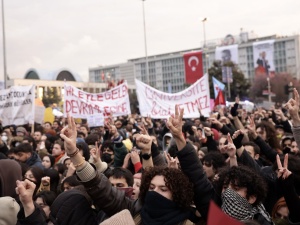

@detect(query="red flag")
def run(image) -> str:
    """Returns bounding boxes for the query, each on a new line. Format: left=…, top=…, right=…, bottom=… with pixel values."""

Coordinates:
left=208, top=201, right=243, bottom=225
left=215, top=90, right=225, bottom=106
left=183, top=51, right=203, bottom=84
left=101, top=72, right=105, bottom=81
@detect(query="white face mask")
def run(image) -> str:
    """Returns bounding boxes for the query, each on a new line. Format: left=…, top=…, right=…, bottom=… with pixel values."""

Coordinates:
left=1, top=135, right=8, bottom=142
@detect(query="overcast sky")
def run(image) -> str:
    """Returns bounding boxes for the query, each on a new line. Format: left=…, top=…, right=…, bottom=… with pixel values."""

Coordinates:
left=2, top=0, right=300, bottom=81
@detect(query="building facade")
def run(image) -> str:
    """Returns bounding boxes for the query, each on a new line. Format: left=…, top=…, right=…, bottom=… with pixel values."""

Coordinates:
left=89, top=32, right=300, bottom=93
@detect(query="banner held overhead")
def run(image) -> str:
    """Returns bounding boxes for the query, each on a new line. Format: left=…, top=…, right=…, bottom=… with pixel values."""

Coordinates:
left=135, top=74, right=211, bottom=119
left=64, top=82, right=131, bottom=118
left=0, top=85, right=35, bottom=126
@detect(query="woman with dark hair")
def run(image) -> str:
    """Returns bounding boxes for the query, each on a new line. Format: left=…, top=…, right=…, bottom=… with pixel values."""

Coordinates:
left=33, top=190, right=57, bottom=223
left=61, top=175, right=82, bottom=192
left=256, top=121, right=282, bottom=154
left=42, top=155, right=55, bottom=169
left=24, top=166, right=44, bottom=195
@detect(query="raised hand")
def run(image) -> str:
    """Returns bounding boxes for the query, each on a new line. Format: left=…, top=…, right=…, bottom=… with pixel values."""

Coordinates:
left=285, top=88, right=300, bottom=126
left=136, top=134, right=152, bottom=153
left=166, top=105, right=184, bottom=139
left=41, top=176, right=50, bottom=187
left=164, top=151, right=178, bottom=169
left=223, top=133, right=236, bottom=158
left=90, top=142, right=101, bottom=163
left=139, top=124, right=149, bottom=135
left=16, top=179, right=36, bottom=217
left=122, top=153, right=131, bottom=169
left=207, top=117, right=223, bottom=129
left=276, top=154, right=292, bottom=179
left=246, top=117, right=257, bottom=139
left=145, top=116, right=153, bottom=128
left=130, top=150, right=141, bottom=165
left=232, top=129, right=244, bottom=149
left=60, top=114, right=77, bottom=155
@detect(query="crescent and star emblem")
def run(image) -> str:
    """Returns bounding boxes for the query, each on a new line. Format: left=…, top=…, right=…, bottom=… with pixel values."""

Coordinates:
left=188, top=56, right=199, bottom=71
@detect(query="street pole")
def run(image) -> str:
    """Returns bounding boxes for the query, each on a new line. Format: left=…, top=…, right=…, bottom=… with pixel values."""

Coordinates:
left=267, top=77, right=271, bottom=102
left=142, top=0, right=149, bottom=85
left=202, top=18, right=207, bottom=72
left=1, top=0, right=7, bottom=89
left=202, top=18, right=207, bottom=48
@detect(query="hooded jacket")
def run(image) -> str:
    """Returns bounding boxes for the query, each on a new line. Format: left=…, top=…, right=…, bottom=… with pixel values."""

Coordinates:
left=0, top=159, right=22, bottom=198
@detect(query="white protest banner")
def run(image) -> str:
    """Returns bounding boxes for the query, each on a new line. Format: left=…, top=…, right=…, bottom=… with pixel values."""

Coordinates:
left=64, top=82, right=131, bottom=118
left=135, top=74, right=211, bottom=118
left=0, top=85, right=35, bottom=126
left=35, top=106, right=45, bottom=124
left=87, top=113, right=104, bottom=127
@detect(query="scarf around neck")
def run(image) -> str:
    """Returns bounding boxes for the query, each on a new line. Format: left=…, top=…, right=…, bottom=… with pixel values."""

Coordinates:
left=221, top=188, right=272, bottom=223
left=141, top=191, right=192, bottom=225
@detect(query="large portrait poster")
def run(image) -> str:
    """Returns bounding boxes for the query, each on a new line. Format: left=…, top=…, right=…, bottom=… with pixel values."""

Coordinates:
left=215, top=45, right=239, bottom=64
left=64, top=82, right=131, bottom=118
left=253, top=40, right=275, bottom=77
left=135, top=74, right=211, bottom=118
left=0, top=85, right=35, bottom=126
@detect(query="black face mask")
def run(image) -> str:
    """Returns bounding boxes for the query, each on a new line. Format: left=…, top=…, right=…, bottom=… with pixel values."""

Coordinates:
left=101, top=153, right=113, bottom=164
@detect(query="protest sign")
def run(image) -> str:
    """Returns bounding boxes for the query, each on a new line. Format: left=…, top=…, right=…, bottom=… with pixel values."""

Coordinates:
left=0, top=85, right=35, bottom=126
left=64, top=82, right=131, bottom=118
left=86, top=113, right=104, bottom=127
left=135, top=74, right=211, bottom=118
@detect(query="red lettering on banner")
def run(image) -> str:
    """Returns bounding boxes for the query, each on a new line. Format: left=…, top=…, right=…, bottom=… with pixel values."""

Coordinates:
left=65, top=100, right=101, bottom=115
left=180, top=95, right=209, bottom=114
left=105, top=92, right=111, bottom=100
left=151, top=101, right=172, bottom=116
left=122, top=85, right=128, bottom=97
left=78, top=91, right=83, bottom=99
left=111, top=89, right=118, bottom=100
left=144, top=81, right=206, bottom=102
left=65, top=86, right=74, bottom=96
left=97, top=94, right=103, bottom=101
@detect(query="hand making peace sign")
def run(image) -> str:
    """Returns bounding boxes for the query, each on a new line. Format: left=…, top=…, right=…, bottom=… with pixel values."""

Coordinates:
left=276, top=154, right=292, bottom=179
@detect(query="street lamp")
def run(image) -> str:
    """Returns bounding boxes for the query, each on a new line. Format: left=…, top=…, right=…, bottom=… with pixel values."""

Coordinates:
left=1, top=0, right=7, bottom=89
left=142, top=0, right=149, bottom=85
left=201, top=18, right=207, bottom=48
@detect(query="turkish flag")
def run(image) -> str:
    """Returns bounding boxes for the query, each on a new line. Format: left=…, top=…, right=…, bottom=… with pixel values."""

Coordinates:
left=215, top=90, right=226, bottom=106
left=183, top=51, right=203, bottom=84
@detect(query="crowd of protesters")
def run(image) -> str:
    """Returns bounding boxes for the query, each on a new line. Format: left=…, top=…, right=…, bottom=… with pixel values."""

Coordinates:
left=0, top=89, right=300, bottom=225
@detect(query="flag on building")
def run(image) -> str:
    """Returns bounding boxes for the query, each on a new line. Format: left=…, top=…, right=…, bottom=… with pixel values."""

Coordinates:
left=212, top=76, right=225, bottom=99
left=183, top=51, right=203, bottom=84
